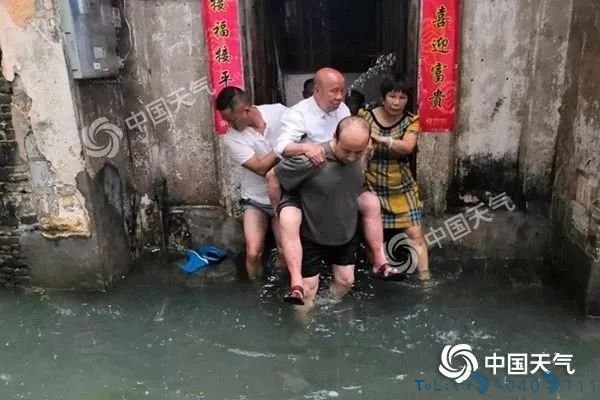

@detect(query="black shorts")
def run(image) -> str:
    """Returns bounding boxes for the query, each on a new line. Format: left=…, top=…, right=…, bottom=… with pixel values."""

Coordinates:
left=276, top=191, right=301, bottom=216
left=301, top=235, right=359, bottom=278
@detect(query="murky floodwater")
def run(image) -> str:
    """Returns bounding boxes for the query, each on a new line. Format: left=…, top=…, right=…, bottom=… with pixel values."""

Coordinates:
left=0, top=260, right=598, bottom=400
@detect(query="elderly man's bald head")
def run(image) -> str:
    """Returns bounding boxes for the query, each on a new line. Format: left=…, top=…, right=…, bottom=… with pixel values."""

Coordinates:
left=314, top=68, right=345, bottom=87
left=331, top=116, right=371, bottom=164
left=313, top=67, right=346, bottom=113
left=335, top=116, right=371, bottom=141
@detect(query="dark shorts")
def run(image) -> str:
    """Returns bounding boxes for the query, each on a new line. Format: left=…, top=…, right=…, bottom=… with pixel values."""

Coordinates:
left=240, top=198, right=274, bottom=217
left=301, top=235, right=359, bottom=278
left=276, top=191, right=301, bottom=216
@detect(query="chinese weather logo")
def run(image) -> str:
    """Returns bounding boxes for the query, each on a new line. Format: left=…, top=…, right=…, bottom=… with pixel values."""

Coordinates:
left=82, top=117, right=123, bottom=158
left=439, top=344, right=479, bottom=383
left=385, top=232, right=419, bottom=274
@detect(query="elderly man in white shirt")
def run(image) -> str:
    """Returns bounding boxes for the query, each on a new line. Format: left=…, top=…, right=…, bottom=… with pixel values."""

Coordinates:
left=267, top=68, right=403, bottom=305
left=217, top=86, right=287, bottom=281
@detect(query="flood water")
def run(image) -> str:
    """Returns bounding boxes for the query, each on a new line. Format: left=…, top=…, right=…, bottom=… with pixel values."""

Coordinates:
left=0, top=259, right=599, bottom=400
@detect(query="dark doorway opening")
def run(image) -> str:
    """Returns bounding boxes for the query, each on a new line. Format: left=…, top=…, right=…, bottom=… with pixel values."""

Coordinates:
left=250, top=0, right=411, bottom=106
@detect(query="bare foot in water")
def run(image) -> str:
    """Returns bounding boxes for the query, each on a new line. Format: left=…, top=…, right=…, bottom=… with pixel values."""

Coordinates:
left=418, top=270, right=431, bottom=281
left=294, top=302, right=315, bottom=326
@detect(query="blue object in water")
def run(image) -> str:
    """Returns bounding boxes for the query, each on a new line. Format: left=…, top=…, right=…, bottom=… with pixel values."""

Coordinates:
left=179, top=245, right=227, bottom=274
left=180, top=250, right=209, bottom=274
left=195, top=245, right=227, bottom=263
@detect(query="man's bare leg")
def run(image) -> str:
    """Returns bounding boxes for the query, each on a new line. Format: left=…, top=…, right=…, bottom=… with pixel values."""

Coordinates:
left=405, top=225, right=430, bottom=280
left=279, top=206, right=304, bottom=300
left=266, top=169, right=304, bottom=301
left=243, top=208, right=269, bottom=280
left=270, top=216, right=286, bottom=270
left=330, top=265, right=355, bottom=300
left=357, top=192, right=390, bottom=271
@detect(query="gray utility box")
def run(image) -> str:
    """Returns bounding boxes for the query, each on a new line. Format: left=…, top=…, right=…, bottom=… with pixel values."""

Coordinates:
left=58, top=0, right=120, bottom=79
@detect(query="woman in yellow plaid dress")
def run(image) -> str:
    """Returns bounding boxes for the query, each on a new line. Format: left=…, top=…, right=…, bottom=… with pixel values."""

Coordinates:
left=359, top=75, right=430, bottom=280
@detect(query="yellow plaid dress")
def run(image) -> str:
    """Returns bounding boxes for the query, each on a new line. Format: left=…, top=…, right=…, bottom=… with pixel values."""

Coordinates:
left=360, top=109, right=423, bottom=229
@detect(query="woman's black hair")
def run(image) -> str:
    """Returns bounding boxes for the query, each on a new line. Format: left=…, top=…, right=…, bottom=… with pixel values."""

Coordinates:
left=380, top=73, right=412, bottom=100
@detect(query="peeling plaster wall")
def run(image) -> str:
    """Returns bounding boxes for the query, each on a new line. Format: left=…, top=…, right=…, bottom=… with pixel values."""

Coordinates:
left=0, top=0, right=132, bottom=289
left=0, top=0, right=90, bottom=238
left=0, top=0, right=244, bottom=287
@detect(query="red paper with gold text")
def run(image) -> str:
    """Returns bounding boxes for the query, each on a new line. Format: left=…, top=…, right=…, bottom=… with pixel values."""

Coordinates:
left=202, top=0, right=245, bottom=134
left=418, top=0, right=460, bottom=132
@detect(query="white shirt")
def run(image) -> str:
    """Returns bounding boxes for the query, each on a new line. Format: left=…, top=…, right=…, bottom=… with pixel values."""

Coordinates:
left=222, top=104, right=287, bottom=205
left=274, top=96, right=351, bottom=158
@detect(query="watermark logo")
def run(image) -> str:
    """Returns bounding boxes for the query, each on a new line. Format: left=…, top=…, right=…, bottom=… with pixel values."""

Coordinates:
left=439, top=344, right=479, bottom=383
left=385, top=232, right=418, bottom=274
left=125, top=77, right=214, bottom=134
left=81, top=77, right=213, bottom=158
left=438, top=344, right=575, bottom=383
left=81, top=117, right=123, bottom=158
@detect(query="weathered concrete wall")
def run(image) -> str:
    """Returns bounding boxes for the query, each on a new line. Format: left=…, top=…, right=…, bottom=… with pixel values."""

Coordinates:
left=71, top=80, right=134, bottom=284
left=551, top=0, right=600, bottom=317
left=120, top=0, right=244, bottom=255
left=417, top=134, right=454, bottom=215
left=0, top=1, right=90, bottom=237
left=517, top=1, right=573, bottom=201
left=0, top=0, right=131, bottom=289
left=418, top=0, right=572, bottom=213
left=122, top=0, right=220, bottom=206
left=456, top=0, right=570, bottom=204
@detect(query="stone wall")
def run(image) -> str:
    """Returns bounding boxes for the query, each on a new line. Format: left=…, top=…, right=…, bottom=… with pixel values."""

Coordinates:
left=551, top=0, right=600, bottom=317
left=0, top=58, right=33, bottom=287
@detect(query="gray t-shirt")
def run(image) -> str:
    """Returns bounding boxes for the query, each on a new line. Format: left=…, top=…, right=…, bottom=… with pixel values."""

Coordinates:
left=275, top=142, right=364, bottom=246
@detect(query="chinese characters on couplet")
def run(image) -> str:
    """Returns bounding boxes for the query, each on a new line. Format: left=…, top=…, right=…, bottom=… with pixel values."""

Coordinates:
left=204, top=0, right=245, bottom=133
left=418, top=0, right=459, bottom=131
left=428, top=6, right=450, bottom=110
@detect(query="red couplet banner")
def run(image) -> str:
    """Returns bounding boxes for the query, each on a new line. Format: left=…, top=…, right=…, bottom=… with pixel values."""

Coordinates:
left=202, top=0, right=245, bottom=134
left=418, top=0, right=460, bottom=132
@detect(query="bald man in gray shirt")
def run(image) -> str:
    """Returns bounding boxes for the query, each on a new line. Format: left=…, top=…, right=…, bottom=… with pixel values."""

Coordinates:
left=271, top=116, right=370, bottom=309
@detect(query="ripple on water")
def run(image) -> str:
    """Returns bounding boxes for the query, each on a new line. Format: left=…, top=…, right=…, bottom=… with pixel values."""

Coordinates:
left=50, top=304, right=76, bottom=317
left=226, top=347, right=276, bottom=358
left=153, top=299, right=168, bottom=322
left=468, top=329, right=495, bottom=341
left=0, top=373, right=11, bottom=385
left=434, top=329, right=461, bottom=344
left=304, top=390, right=339, bottom=399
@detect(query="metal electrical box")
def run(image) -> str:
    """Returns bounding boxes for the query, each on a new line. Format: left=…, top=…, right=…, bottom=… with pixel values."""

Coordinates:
left=58, top=0, right=120, bottom=79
